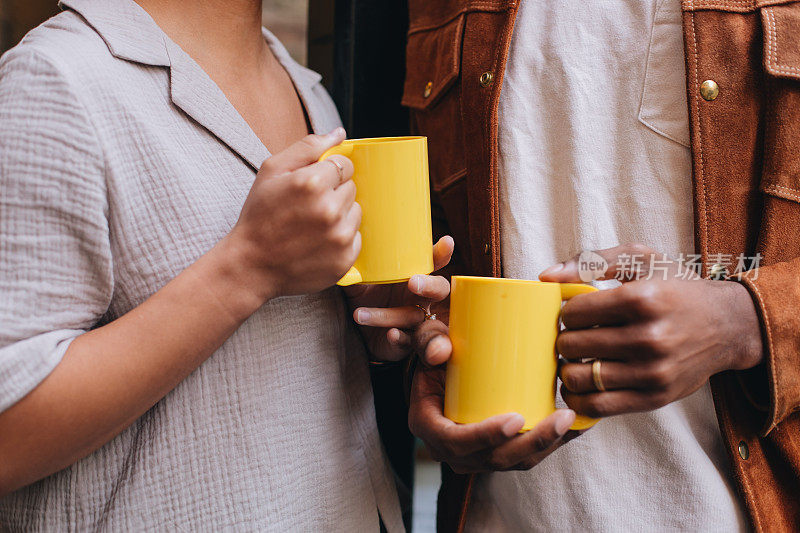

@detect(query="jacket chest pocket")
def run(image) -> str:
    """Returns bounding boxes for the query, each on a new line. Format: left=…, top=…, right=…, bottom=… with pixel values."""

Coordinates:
left=638, top=0, right=691, bottom=148
left=402, top=11, right=468, bottom=194
left=760, top=3, right=800, bottom=204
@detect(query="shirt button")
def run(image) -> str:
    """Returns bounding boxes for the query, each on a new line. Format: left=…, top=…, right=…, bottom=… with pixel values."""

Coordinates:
left=480, top=71, right=495, bottom=87
left=700, top=80, right=719, bottom=101
left=738, top=441, right=750, bottom=460
left=423, top=81, right=433, bottom=98
left=708, top=263, right=728, bottom=280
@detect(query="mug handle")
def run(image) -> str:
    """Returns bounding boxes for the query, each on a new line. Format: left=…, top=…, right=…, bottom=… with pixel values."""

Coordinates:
left=318, top=144, right=362, bottom=287
left=560, top=283, right=601, bottom=430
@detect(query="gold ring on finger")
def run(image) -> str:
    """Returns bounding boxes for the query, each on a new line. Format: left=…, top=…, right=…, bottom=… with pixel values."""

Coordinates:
left=415, top=304, right=437, bottom=321
left=325, top=158, right=345, bottom=183
left=592, top=359, right=606, bottom=392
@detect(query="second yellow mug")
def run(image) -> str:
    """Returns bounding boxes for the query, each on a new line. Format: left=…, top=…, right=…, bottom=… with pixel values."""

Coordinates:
left=445, top=276, right=600, bottom=432
left=320, top=136, right=434, bottom=286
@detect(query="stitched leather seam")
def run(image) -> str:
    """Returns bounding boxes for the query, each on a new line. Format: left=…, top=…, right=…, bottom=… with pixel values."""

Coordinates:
left=736, top=275, right=773, bottom=531
left=741, top=276, right=780, bottom=428
left=403, top=16, right=465, bottom=110
left=689, top=8, right=711, bottom=268
left=683, top=0, right=800, bottom=12
left=764, top=183, right=800, bottom=200
left=409, top=11, right=466, bottom=35
left=765, top=8, right=800, bottom=76
left=408, top=1, right=513, bottom=34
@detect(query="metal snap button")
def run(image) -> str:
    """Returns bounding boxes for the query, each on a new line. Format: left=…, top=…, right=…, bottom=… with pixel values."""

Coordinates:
left=700, top=80, right=719, bottom=101
left=738, top=441, right=749, bottom=460
left=708, top=263, right=728, bottom=280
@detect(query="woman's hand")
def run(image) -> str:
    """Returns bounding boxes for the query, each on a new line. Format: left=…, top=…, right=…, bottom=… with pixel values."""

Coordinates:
left=227, top=128, right=361, bottom=302
left=345, top=236, right=454, bottom=362
left=541, top=243, right=765, bottom=418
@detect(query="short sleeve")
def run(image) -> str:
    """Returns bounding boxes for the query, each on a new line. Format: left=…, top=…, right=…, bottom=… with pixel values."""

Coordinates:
left=0, top=46, right=113, bottom=412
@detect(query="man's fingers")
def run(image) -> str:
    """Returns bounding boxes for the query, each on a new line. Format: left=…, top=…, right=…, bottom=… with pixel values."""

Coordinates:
left=559, top=360, right=646, bottom=393
left=560, top=288, right=634, bottom=329
left=408, top=275, right=450, bottom=302
left=433, top=236, right=455, bottom=271
left=260, top=128, right=347, bottom=175
left=539, top=243, right=661, bottom=283
left=483, top=409, right=576, bottom=469
left=354, top=306, right=425, bottom=329
left=561, top=386, right=668, bottom=418
left=556, top=326, right=643, bottom=361
left=426, top=413, right=526, bottom=458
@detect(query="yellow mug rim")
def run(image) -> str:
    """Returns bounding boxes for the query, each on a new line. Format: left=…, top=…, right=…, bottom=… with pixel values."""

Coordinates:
left=336, top=136, right=426, bottom=146
left=451, top=275, right=586, bottom=289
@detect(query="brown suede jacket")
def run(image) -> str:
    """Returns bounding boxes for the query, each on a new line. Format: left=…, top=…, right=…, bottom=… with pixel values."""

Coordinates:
left=402, top=0, right=800, bottom=531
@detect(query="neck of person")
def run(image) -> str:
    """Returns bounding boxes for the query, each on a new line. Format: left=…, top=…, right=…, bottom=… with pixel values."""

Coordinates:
left=134, top=0, right=271, bottom=76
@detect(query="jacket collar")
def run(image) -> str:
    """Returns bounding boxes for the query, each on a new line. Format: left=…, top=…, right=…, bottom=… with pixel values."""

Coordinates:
left=59, top=0, right=324, bottom=171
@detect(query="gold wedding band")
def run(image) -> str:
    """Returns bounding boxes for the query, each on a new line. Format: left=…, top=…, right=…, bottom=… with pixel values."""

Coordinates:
left=325, top=158, right=345, bottom=183
left=592, top=359, right=606, bottom=392
left=416, top=304, right=437, bottom=321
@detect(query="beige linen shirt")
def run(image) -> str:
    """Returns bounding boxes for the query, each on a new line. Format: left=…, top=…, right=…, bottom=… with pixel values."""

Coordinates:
left=466, top=0, right=747, bottom=531
left=0, top=0, right=402, bottom=530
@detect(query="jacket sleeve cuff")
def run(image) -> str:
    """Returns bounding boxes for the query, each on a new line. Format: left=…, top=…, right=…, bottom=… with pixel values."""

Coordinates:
left=736, top=258, right=800, bottom=435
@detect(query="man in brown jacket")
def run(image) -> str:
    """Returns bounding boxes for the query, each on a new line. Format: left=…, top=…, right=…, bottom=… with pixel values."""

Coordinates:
left=359, top=0, right=800, bottom=531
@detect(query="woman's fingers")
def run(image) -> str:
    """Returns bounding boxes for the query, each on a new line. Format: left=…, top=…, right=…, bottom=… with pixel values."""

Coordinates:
left=364, top=327, right=413, bottom=363
left=296, top=155, right=355, bottom=192
left=433, top=236, right=455, bottom=271
left=354, top=306, right=425, bottom=329
left=261, top=128, right=347, bottom=175
left=408, top=274, right=450, bottom=302
left=413, top=320, right=452, bottom=365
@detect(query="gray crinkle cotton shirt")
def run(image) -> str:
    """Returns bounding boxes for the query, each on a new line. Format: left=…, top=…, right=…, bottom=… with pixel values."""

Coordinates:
left=0, top=0, right=403, bottom=530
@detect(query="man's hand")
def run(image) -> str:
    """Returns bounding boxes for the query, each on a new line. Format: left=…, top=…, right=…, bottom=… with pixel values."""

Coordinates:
left=409, top=363, right=578, bottom=474
left=541, top=243, right=765, bottom=418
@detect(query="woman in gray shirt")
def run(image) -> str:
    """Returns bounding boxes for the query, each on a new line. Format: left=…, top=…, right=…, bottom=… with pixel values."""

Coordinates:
left=0, top=0, right=451, bottom=530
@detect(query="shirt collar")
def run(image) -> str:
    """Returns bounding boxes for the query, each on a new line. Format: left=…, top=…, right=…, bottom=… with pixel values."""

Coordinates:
left=58, top=0, right=325, bottom=171
left=59, top=0, right=171, bottom=67
left=59, top=0, right=323, bottom=93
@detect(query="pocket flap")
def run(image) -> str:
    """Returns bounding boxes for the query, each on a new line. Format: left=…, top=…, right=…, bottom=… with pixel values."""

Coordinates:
left=762, top=4, right=800, bottom=81
left=638, top=0, right=690, bottom=147
left=402, top=14, right=465, bottom=110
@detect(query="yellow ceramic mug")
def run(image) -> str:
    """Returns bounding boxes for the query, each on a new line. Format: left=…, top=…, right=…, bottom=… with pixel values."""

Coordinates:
left=445, top=276, right=600, bottom=431
left=320, top=136, right=434, bottom=286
